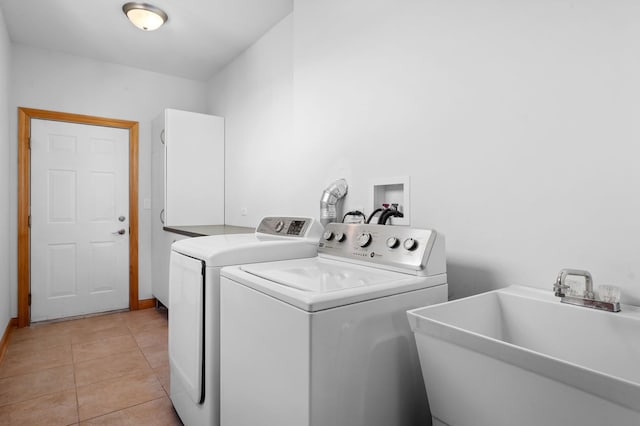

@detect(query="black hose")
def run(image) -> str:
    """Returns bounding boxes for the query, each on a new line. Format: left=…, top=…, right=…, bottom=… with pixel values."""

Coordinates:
left=342, top=210, right=366, bottom=223
left=377, top=208, right=391, bottom=224
left=366, top=208, right=384, bottom=224
left=379, top=209, right=404, bottom=225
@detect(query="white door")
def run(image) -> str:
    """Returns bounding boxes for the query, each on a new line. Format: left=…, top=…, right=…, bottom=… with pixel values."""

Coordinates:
left=30, top=119, right=130, bottom=322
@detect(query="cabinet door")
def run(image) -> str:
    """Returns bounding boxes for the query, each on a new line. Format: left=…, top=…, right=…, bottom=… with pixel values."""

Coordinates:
left=151, top=113, right=169, bottom=305
left=152, top=231, right=188, bottom=307
left=165, top=109, right=224, bottom=226
left=151, top=113, right=166, bottom=229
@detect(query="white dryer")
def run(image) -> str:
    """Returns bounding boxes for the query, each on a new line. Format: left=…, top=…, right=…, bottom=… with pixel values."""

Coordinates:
left=168, top=217, right=323, bottom=426
left=220, top=222, right=448, bottom=426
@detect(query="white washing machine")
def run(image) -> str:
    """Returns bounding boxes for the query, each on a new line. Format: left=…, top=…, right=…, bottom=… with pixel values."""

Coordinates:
left=220, top=222, right=448, bottom=426
left=168, top=216, right=323, bottom=426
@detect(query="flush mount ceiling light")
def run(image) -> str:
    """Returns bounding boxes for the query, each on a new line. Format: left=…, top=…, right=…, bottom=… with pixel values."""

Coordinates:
left=122, top=2, right=168, bottom=31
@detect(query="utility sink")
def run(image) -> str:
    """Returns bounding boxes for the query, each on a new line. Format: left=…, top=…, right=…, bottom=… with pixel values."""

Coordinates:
left=407, top=285, right=640, bottom=426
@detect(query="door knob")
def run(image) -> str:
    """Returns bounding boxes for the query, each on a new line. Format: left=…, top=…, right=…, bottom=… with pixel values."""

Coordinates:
left=118, top=216, right=126, bottom=222
left=113, top=229, right=126, bottom=235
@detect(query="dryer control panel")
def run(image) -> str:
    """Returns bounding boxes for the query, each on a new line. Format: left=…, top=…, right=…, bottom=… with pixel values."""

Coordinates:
left=318, top=223, right=445, bottom=276
left=256, top=217, right=323, bottom=240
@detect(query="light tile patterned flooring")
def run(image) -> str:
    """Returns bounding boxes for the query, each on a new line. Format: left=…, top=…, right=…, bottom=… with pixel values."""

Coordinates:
left=0, top=308, right=183, bottom=425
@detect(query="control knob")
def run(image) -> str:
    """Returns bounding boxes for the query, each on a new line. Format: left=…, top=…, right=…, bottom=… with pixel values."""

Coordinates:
left=275, top=220, right=284, bottom=233
left=357, top=233, right=372, bottom=248
left=386, top=237, right=399, bottom=249
left=323, top=231, right=334, bottom=241
left=335, top=232, right=346, bottom=242
left=403, top=238, right=418, bottom=251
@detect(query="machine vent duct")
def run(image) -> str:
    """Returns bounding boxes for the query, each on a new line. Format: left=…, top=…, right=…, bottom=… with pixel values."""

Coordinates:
left=320, top=178, right=348, bottom=226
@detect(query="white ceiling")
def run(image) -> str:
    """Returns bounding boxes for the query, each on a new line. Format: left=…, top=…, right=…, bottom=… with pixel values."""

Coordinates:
left=0, top=0, right=293, bottom=81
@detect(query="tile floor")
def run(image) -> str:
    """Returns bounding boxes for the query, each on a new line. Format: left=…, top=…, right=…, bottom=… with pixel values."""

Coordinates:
left=0, top=308, right=183, bottom=425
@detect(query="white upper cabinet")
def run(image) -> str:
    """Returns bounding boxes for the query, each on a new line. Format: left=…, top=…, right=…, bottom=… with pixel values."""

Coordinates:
left=154, top=108, right=225, bottom=227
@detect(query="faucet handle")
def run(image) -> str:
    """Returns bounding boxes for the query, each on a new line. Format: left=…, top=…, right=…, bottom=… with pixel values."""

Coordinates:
left=553, top=281, right=570, bottom=297
left=554, top=269, right=571, bottom=297
left=596, top=285, right=621, bottom=304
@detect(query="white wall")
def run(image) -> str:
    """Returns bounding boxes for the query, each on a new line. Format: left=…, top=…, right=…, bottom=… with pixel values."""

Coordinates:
left=208, top=14, right=295, bottom=227
left=209, top=0, right=640, bottom=305
left=0, top=8, right=11, bottom=328
left=9, top=45, right=209, bottom=316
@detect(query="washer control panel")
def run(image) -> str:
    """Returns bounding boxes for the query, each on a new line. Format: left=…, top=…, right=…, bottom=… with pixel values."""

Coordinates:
left=318, top=223, right=439, bottom=273
left=256, top=217, right=317, bottom=237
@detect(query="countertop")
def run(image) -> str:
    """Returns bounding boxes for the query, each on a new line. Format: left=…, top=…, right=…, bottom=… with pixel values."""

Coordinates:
left=163, top=224, right=254, bottom=238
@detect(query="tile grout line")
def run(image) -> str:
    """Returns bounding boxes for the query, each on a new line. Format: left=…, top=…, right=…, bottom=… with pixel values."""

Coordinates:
left=79, top=394, right=170, bottom=423
left=71, top=347, right=81, bottom=426
left=136, top=313, right=166, bottom=403
left=131, top=318, right=171, bottom=399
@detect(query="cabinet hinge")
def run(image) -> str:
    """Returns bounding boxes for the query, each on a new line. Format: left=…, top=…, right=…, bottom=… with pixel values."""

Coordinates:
left=28, top=137, right=31, bottom=150
left=28, top=293, right=31, bottom=306
left=28, top=215, right=31, bottom=228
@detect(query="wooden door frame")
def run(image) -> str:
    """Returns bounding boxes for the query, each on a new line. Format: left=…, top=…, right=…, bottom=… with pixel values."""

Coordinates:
left=17, top=107, right=140, bottom=328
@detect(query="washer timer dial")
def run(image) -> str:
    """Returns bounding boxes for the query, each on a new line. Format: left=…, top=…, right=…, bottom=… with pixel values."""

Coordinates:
left=357, top=233, right=372, bottom=248
left=403, top=238, right=418, bottom=251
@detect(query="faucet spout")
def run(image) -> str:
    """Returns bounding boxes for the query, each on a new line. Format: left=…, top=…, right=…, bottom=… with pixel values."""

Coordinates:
left=555, top=268, right=594, bottom=299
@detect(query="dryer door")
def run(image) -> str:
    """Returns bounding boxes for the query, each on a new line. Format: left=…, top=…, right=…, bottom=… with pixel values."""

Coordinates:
left=169, top=251, right=205, bottom=404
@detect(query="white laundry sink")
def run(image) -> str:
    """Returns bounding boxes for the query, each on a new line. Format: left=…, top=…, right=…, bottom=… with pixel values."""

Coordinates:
left=407, top=285, right=640, bottom=426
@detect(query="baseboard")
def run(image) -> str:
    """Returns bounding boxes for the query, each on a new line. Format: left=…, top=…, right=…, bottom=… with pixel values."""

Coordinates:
left=0, top=317, right=18, bottom=366
left=138, top=298, right=157, bottom=310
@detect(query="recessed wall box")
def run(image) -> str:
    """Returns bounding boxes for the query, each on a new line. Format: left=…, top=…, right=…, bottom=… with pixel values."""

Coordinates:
left=370, top=176, right=410, bottom=225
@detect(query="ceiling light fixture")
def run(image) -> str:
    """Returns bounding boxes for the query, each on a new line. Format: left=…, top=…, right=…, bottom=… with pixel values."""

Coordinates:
left=122, top=2, right=168, bottom=31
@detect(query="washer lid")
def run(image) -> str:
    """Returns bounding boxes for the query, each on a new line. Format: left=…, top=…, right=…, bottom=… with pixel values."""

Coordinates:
left=226, top=257, right=445, bottom=311
left=241, top=258, right=407, bottom=292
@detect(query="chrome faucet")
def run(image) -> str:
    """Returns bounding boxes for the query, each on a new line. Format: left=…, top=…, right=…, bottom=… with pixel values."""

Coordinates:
left=553, top=268, right=620, bottom=312
left=555, top=268, right=594, bottom=299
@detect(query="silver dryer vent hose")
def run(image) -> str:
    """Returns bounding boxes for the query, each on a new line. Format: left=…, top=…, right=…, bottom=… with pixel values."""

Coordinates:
left=320, top=178, right=348, bottom=226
